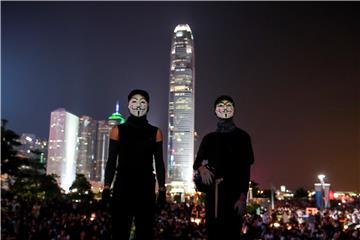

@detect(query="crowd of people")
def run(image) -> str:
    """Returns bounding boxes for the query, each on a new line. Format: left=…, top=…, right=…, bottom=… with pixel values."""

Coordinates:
left=1, top=193, right=360, bottom=240
left=1, top=196, right=112, bottom=240
left=241, top=203, right=360, bottom=239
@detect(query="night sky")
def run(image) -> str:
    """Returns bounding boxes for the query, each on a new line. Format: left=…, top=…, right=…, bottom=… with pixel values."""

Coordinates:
left=2, top=2, right=359, bottom=191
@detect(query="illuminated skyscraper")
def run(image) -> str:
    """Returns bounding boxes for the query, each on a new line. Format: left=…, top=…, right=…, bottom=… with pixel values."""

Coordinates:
left=167, top=24, right=195, bottom=192
left=47, top=108, right=79, bottom=192
left=92, top=103, right=125, bottom=184
left=93, top=120, right=111, bottom=183
left=77, top=116, right=97, bottom=180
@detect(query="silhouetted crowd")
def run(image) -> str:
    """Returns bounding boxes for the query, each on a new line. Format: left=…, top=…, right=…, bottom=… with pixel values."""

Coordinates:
left=2, top=194, right=360, bottom=240
left=1, top=197, right=111, bottom=240
left=241, top=204, right=360, bottom=239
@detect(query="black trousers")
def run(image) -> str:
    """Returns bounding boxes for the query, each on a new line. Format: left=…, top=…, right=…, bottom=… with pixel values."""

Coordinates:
left=205, top=182, right=244, bottom=240
left=111, top=179, right=156, bottom=240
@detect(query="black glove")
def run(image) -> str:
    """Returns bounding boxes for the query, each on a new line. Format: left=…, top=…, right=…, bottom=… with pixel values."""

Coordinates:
left=157, top=189, right=166, bottom=207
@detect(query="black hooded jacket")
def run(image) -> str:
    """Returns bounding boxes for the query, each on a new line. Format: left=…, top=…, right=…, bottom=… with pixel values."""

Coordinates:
left=193, top=127, right=254, bottom=197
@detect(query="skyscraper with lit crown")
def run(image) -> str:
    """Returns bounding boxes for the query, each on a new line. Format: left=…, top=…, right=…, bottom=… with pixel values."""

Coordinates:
left=92, top=102, right=125, bottom=184
left=167, top=24, right=195, bottom=193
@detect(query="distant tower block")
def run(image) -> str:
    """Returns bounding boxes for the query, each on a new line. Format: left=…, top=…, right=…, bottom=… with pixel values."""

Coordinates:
left=77, top=115, right=97, bottom=180
left=167, top=24, right=195, bottom=193
left=92, top=102, right=125, bottom=184
left=47, top=108, right=79, bottom=192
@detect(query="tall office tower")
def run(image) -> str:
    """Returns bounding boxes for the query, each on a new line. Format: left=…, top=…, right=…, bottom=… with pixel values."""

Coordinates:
left=93, top=121, right=111, bottom=183
left=76, top=116, right=97, bottom=180
left=92, top=104, right=125, bottom=185
left=47, top=108, right=79, bottom=192
left=167, top=24, right=195, bottom=193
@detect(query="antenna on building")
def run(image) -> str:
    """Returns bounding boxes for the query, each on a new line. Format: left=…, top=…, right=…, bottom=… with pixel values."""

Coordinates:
left=115, top=100, right=119, bottom=113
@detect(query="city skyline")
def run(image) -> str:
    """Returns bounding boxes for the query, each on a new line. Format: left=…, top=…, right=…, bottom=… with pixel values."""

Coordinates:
left=46, top=106, right=124, bottom=192
left=2, top=2, right=359, bottom=191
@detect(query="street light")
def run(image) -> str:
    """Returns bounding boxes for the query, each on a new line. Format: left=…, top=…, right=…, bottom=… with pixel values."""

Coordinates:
left=317, top=174, right=327, bottom=209
left=317, top=174, right=325, bottom=184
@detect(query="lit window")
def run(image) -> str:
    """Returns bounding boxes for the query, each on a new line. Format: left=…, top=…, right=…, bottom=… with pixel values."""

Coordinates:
left=176, top=31, right=183, bottom=37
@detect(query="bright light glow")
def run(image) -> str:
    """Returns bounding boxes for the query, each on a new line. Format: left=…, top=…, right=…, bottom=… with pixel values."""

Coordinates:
left=62, top=112, right=79, bottom=192
left=176, top=31, right=183, bottom=37
left=186, top=46, right=192, bottom=54
left=116, top=101, right=119, bottom=112
left=25, top=136, right=33, bottom=142
left=273, top=222, right=280, bottom=228
left=318, top=174, right=325, bottom=182
left=171, top=188, right=185, bottom=193
left=190, top=217, right=201, bottom=225
left=174, top=24, right=192, bottom=33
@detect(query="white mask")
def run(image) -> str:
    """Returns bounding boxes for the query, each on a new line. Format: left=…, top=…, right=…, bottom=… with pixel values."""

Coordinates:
left=128, top=94, right=148, bottom=117
left=215, top=100, right=234, bottom=119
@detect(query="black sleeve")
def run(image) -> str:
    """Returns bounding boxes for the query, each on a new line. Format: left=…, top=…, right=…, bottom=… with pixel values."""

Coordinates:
left=238, top=134, right=254, bottom=194
left=246, top=134, right=255, bottom=165
left=238, top=164, right=251, bottom=195
left=154, top=141, right=166, bottom=189
left=104, top=139, right=119, bottom=187
left=193, top=135, right=208, bottom=170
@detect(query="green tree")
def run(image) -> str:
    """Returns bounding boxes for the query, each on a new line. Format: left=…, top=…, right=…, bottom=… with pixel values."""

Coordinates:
left=11, top=159, right=61, bottom=200
left=39, top=173, right=62, bottom=200
left=1, top=119, right=22, bottom=178
left=246, top=202, right=260, bottom=215
left=1, top=120, right=62, bottom=200
left=68, top=174, right=94, bottom=201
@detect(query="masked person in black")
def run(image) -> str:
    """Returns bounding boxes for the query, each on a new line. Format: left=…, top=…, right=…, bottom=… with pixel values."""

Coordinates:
left=103, top=89, right=166, bottom=240
left=193, top=95, right=254, bottom=240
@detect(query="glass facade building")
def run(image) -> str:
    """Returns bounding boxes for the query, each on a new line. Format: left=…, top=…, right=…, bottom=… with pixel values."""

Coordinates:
left=77, top=116, right=97, bottom=180
left=92, top=104, right=125, bottom=185
left=93, top=120, right=112, bottom=183
left=47, top=108, right=79, bottom=192
left=167, top=24, right=195, bottom=192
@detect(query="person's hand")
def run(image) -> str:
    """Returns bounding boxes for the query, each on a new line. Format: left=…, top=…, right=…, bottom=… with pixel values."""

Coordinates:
left=199, top=165, right=214, bottom=185
left=234, top=198, right=246, bottom=216
left=157, top=188, right=166, bottom=208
